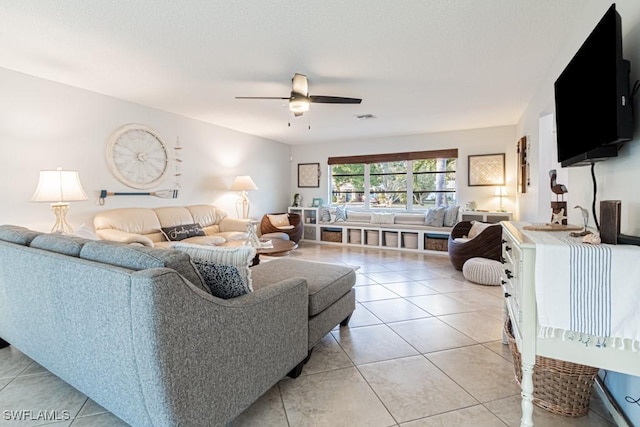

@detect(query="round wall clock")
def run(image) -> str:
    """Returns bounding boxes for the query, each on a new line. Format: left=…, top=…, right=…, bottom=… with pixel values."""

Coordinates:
left=106, top=124, right=170, bottom=189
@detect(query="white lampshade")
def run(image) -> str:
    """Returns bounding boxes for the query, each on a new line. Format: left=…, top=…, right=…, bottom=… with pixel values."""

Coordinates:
left=230, top=175, right=258, bottom=192
left=494, top=186, right=508, bottom=197
left=31, top=168, right=88, bottom=202
left=31, top=168, right=88, bottom=234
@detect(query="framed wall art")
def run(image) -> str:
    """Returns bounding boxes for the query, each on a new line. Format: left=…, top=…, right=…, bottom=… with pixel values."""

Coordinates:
left=517, top=136, right=529, bottom=193
left=298, top=163, right=320, bottom=188
left=468, top=153, right=505, bottom=186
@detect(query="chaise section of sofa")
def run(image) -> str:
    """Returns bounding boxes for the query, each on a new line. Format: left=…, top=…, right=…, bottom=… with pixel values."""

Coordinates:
left=0, top=225, right=308, bottom=426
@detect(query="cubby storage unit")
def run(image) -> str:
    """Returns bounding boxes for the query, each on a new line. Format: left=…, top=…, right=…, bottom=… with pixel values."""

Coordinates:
left=303, top=225, right=317, bottom=240
left=348, top=229, right=362, bottom=244
left=424, top=233, right=449, bottom=251
left=320, top=227, right=342, bottom=243
left=459, top=211, right=512, bottom=223
left=384, top=231, right=398, bottom=248
left=289, top=207, right=318, bottom=225
left=288, top=207, right=451, bottom=254
left=402, top=232, right=419, bottom=249
left=366, top=229, right=379, bottom=246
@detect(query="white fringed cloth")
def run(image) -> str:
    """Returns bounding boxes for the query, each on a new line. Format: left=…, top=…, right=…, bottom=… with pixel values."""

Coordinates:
left=525, top=228, right=640, bottom=352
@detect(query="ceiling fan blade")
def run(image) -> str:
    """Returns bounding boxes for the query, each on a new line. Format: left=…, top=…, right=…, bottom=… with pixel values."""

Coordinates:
left=291, top=73, right=308, bottom=95
left=235, top=96, right=289, bottom=100
left=310, top=95, right=362, bottom=104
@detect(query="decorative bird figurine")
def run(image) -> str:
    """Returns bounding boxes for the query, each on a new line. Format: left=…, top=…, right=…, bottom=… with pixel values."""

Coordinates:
left=574, top=205, right=589, bottom=231
left=570, top=205, right=592, bottom=237
left=549, top=169, right=568, bottom=201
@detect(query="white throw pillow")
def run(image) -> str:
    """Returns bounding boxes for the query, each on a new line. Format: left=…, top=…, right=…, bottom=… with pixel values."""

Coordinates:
left=468, top=221, right=493, bottom=239
left=267, top=214, right=290, bottom=228
left=370, top=212, right=395, bottom=225
left=172, top=243, right=256, bottom=294
left=443, top=205, right=460, bottom=227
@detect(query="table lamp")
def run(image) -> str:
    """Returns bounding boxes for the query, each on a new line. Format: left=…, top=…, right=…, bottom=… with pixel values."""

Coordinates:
left=230, top=175, right=258, bottom=219
left=494, top=186, right=507, bottom=212
left=31, top=167, right=88, bottom=234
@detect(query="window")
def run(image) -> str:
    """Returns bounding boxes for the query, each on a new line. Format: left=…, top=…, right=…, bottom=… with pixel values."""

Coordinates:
left=412, top=158, right=457, bottom=208
left=370, top=161, right=407, bottom=208
left=329, top=149, right=457, bottom=211
left=331, top=163, right=365, bottom=206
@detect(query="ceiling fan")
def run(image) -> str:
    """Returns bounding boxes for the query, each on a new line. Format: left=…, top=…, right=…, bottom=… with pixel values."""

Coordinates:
left=236, top=73, right=362, bottom=117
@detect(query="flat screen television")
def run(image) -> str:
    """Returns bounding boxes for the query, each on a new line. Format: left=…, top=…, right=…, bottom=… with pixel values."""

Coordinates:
left=554, top=3, right=633, bottom=168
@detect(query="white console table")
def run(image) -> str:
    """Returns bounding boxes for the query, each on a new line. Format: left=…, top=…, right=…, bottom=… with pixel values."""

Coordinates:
left=460, top=210, right=512, bottom=223
left=501, top=222, right=640, bottom=427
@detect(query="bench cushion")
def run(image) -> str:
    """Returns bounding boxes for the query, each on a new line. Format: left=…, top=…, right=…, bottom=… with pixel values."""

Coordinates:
left=251, top=259, right=356, bottom=316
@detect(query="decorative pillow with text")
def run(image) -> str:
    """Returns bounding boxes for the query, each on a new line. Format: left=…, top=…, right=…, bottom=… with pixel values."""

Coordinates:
left=161, top=223, right=205, bottom=242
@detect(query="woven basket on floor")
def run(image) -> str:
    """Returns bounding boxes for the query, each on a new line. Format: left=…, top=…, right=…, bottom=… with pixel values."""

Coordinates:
left=504, top=319, right=599, bottom=417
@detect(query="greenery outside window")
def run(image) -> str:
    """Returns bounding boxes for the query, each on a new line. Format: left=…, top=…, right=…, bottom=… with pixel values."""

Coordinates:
left=329, top=149, right=458, bottom=211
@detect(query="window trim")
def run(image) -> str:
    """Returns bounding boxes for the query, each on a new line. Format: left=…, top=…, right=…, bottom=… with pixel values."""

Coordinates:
left=329, top=149, right=458, bottom=211
left=328, top=149, right=458, bottom=165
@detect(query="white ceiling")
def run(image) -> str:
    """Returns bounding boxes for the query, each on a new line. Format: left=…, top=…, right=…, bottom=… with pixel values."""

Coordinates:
left=1, top=0, right=586, bottom=145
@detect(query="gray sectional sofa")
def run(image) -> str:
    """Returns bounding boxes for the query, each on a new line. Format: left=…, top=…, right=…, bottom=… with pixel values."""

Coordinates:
left=0, top=225, right=355, bottom=426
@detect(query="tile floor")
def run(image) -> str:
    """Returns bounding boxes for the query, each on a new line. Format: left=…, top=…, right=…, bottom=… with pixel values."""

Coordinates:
left=0, top=243, right=617, bottom=426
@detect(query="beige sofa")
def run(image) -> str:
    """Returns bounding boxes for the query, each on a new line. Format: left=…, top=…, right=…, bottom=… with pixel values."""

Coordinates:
left=94, top=205, right=250, bottom=248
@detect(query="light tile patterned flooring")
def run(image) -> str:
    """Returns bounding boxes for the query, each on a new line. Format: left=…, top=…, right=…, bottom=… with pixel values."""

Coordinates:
left=0, top=243, right=617, bottom=426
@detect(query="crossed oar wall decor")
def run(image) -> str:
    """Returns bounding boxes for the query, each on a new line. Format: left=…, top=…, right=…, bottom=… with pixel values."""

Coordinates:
left=98, top=189, right=178, bottom=205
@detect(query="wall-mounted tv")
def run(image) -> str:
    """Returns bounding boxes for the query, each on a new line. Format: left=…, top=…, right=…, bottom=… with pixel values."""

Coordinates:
left=554, top=3, right=633, bottom=168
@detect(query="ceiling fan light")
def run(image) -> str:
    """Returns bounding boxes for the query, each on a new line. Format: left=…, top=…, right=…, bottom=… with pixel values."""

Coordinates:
left=289, top=94, right=310, bottom=113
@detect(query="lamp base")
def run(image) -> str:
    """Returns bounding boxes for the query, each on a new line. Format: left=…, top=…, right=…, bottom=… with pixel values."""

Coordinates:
left=50, top=202, right=73, bottom=234
left=236, top=192, right=250, bottom=219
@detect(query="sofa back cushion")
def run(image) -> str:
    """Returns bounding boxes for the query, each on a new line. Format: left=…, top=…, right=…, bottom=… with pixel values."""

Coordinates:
left=0, top=225, right=43, bottom=246
left=154, top=207, right=195, bottom=229
left=30, top=234, right=91, bottom=257
left=94, top=208, right=164, bottom=242
left=186, top=205, right=227, bottom=228
left=79, top=240, right=208, bottom=293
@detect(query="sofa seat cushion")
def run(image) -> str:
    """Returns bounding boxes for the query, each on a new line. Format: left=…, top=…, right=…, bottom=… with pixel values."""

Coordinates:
left=176, top=235, right=226, bottom=246
left=216, top=231, right=248, bottom=242
left=251, top=259, right=356, bottom=316
left=79, top=240, right=209, bottom=293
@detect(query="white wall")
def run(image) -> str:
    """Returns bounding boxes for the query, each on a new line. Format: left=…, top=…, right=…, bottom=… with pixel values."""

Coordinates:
left=517, top=1, right=640, bottom=233
left=290, top=126, right=517, bottom=215
left=0, top=68, right=291, bottom=232
left=516, top=1, right=640, bottom=423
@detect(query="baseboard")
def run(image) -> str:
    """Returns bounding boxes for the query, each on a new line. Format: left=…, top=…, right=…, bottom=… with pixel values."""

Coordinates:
left=594, top=376, right=631, bottom=427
